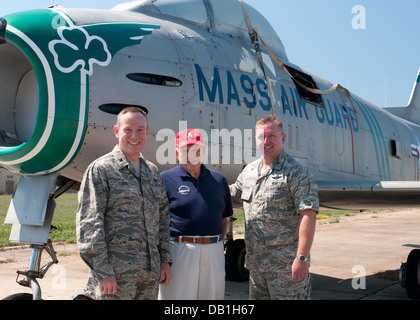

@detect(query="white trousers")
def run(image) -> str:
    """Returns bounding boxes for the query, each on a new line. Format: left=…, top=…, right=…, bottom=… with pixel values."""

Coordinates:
left=159, top=240, right=225, bottom=300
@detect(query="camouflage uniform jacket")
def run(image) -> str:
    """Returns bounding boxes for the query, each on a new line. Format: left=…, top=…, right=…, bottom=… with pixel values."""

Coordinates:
left=76, top=145, right=172, bottom=281
left=230, top=151, right=319, bottom=273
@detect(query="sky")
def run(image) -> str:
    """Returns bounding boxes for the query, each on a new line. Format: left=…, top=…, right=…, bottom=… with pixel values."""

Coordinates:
left=1, top=0, right=419, bottom=108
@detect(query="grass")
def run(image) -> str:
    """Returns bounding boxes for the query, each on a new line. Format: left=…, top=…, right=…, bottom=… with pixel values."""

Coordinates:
left=232, top=209, right=245, bottom=229
left=0, top=193, right=78, bottom=247
left=232, top=208, right=380, bottom=228
left=316, top=210, right=365, bottom=224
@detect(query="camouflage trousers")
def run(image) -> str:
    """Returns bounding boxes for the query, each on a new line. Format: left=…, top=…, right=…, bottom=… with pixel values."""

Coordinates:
left=96, top=274, right=159, bottom=300
left=249, top=270, right=312, bottom=300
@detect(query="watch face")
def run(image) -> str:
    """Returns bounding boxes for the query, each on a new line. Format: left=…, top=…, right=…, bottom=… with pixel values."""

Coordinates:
left=298, top=255, right=306, bottom=261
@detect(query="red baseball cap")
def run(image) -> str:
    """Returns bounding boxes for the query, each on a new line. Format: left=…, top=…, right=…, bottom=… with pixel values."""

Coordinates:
left=176, top=129, right=205, bottom=148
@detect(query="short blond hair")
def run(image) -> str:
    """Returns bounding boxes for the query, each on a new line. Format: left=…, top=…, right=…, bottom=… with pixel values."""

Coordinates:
left=256, top=116, right=283, bottom=130
left=117, top=106, right=148, bottom=128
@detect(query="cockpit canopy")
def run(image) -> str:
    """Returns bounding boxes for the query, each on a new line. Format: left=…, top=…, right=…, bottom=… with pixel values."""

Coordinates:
left=112, top=0, right=288, bottom=61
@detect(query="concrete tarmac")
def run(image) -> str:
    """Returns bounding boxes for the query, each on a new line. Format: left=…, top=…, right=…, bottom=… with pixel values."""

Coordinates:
left=0, top=209, right=419, bottom=300
left=310, top=208, right=420, bottom=300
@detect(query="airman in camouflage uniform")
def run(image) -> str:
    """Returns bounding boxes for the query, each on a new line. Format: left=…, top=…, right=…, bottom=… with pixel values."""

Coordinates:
left=230, top=116, right=319, bottom=300
left=76, top=107, right=172, bottom=300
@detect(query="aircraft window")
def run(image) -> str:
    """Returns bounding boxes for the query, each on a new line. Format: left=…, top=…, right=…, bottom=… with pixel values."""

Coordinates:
left=113, top=0, right=208, bottom=25
left=209, top=0, right=288, bottom=61
left=126, top=73, right=182, bottom=87
left=153, top=0, right=208, bottom=25
left=285, top=66, right=323, bottom=106
left=113, top=0, right=288, bottom=60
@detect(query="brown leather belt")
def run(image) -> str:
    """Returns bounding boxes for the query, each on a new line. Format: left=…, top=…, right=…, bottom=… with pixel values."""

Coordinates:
left=172, top=235, right=221, bottom=245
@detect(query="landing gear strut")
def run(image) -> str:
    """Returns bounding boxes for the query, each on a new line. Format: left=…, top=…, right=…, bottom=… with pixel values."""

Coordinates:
left=2, top=175, right=77, bottom=300
left=3, top=240, right=58, bottom=300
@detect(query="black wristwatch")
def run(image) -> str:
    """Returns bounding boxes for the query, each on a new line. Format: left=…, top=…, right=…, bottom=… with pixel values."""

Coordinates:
left=296, top=254, right=308, bottom=262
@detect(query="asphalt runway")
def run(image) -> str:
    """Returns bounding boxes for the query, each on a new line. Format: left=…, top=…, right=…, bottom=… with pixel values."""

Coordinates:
left=0, top=209, right=419, bottom=300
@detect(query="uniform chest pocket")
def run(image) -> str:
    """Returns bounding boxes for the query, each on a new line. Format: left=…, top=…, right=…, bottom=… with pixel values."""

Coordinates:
left=264, top=181, right=289, bottom=202
left=109, top=179, right=140, bottom=197
left=142, top=177, right=162, bottom=198
left=241, top=187, right=253, bottom=202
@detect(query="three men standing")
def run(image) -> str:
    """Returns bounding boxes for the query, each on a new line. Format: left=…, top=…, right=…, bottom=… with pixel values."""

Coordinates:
left=76, top=108, right=318, bottom=300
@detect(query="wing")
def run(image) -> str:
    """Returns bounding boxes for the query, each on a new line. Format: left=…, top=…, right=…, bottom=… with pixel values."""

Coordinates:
left=318, top=180, right=420, bottom=210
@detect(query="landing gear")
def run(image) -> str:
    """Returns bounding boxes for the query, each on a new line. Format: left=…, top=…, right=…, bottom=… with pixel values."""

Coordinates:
left=399, top=249, right=420, bottom=299
left=3, top=293, right=33, bottom=300
left=2, top=240, right=58, bottom=300
left=224, top=216, right=249, bottom=282
left=2, top=175, right=78, bottom=300
left=225, top=239, right=249, bottom=282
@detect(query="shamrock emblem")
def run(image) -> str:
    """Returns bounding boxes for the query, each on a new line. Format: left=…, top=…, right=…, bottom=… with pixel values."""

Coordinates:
left=49, top=26, right=111, bottom=75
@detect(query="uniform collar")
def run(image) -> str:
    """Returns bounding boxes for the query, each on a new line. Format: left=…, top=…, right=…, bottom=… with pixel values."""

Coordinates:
left=271, top=150, right=287, bottom=170
left=112, top=145, right=146, bottom=172
left=258, top=150, right=287, bottom=176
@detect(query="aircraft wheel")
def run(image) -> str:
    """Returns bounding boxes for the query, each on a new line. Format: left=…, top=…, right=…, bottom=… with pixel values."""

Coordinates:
left=399, top=262, right=407, bottom=288
left=225, top=239, right=249, bottom=282
left=73, top=294, right=94, bottom=300
left=406, top=249, right=420, bottom=299
left=2, top=293, right=33, bottom=300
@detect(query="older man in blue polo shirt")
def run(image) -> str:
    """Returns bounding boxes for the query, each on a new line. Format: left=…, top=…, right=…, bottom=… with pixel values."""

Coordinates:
left=159, top=129, right=233, bottom=300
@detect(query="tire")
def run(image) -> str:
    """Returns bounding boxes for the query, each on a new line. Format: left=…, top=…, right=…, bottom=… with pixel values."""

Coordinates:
left=406, top=249, right=420, bottom=299
left=73, top=294, right=94, bottom=300
left=225, top=239, right=249, bottom=282
left=3, top=293, right=33, bottom=300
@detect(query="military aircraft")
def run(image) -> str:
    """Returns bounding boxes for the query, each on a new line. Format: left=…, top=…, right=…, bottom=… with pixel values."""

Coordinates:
left=0, top=0, right=419, bottom=299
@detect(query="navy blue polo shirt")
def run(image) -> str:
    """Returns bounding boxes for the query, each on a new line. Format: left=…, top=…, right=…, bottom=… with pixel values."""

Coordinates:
left=160, top=164, right=233, bottom=237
